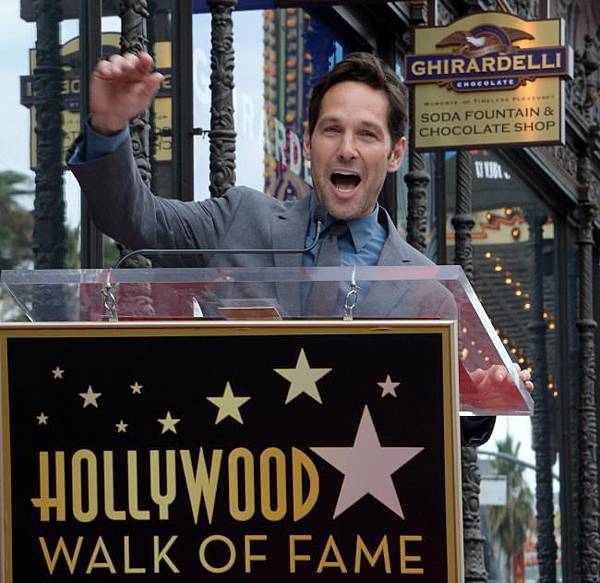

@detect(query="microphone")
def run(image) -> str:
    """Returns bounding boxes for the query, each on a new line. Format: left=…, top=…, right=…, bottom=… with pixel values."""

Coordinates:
left=111, top=203, right=329, bottom=270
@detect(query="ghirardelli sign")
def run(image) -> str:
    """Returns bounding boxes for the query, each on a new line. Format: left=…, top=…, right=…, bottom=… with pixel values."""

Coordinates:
left=405, top=13, right=572, bottom=150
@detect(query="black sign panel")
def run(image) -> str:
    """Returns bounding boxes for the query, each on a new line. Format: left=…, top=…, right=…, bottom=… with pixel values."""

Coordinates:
left=1, top=322, right=461, bottom=581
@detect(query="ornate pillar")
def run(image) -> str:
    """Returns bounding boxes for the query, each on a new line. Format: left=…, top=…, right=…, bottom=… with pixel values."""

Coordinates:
left=404, top=0, right=430, bottom=255
left=575, top=137, right=600, bottom=583
left=452, top=150, right=487, bottom=582
left=404, top=149, right=429, bottom=254
left=32, top=0, right=65, bottom=271
left=527, top=210, right=557, bottom=582
left=207, top=0, right=237, bottom=197
left=120, top=0, right=151, bottom=187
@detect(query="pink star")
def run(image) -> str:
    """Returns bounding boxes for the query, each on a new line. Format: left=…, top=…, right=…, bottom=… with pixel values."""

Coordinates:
left=311, top=406, right=424, bottom=519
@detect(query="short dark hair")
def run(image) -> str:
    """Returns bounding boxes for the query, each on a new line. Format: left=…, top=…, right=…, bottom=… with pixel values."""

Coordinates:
left=307, top=52, right=407, bottom=145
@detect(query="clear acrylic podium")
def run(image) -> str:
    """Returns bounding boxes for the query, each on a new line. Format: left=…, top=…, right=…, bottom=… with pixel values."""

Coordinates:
left=0, top=265, right=532, bottom=416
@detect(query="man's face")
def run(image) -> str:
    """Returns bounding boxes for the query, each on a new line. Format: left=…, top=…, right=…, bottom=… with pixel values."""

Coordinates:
left=303, top=80, right=406, bottom=221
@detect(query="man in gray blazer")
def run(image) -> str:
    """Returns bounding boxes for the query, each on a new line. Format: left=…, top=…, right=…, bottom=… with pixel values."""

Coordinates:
left=69, top=51, right=533, bottom=444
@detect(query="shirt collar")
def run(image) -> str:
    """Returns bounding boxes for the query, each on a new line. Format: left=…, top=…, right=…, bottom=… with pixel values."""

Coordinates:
left=309, top=193, right=382, bottom=253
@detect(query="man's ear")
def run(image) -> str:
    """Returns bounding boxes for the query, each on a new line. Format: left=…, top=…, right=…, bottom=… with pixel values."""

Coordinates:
left=303, top=128, right=311, bottom=161
left=387, top=136, right=407, bottom=173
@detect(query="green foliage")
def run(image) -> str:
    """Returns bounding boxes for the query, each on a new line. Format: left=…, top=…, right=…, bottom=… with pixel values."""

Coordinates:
left=485, top=435, right=535, bottom=581
left=0, top=171, right=34, bottom=270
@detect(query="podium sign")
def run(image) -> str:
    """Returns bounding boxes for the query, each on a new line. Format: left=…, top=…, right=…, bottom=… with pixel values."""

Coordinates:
left=1, top=321, right=462, bottom=581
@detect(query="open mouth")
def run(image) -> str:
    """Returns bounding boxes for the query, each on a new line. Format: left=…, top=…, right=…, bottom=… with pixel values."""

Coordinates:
left=330, top=171, right=361, bottom=193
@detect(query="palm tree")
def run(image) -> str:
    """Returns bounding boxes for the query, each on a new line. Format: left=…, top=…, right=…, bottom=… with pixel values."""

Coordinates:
left=486, top=435, right=535, bottom=582
left=0, top=170, right=34, bottom=271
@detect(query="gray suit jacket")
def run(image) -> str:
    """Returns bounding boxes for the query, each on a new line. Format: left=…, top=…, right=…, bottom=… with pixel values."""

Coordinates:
left=69, top=136, right=456, bottom=320
left=69, top=135, right=493, bottom=445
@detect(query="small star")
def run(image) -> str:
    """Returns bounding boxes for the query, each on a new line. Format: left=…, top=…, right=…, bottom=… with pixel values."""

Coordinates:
left=130, top=382, right=143, bottom=394
left=377, top=374, right=400, bottom=398
left=207, top=382, right=251, bottom=425
left=274, top=348, right=332, bottom=404
left=36, top=412, right=49, bottom=425
left=158, top=411, right=180, bottom=434
left=115, top=420, right=128, bottom=433
left=51, top=366, right=64, bottom=379
left=79, top=385, right=102, bottom=408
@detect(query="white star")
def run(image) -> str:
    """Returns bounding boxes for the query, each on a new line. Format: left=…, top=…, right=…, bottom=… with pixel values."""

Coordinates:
left=157, top=411, right=180, bottom=434
left=36, top=412, right=49, bottom=425
left=115, top=420, right=128, bottom=433
left=51, top=366, right=64, bottom=379
left=311, top=406, right=424, bottom=519
left=207, top=382, right=250, bottom=425
left=130, top=382, right=143, bottom=394
left=79, top=386, right=102, bottom=408
left=274, top=348, right=332, bottom=404
left=377, top=374, right=400, bottom=398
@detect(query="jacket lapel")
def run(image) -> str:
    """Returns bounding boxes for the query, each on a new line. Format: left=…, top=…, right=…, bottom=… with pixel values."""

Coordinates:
left=355, top=208, right=416, bottom=318
left=271, top=195, right=312, bottom=316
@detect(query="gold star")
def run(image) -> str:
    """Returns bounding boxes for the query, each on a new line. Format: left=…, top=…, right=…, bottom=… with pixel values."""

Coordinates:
left=51, top=366, right=64, bottom=379
left=377, top=374, right=400, bottom=398
left=157, top=411, right=180, bottom=434
left=274, top=348, right=332, bottom=404
left=207, top=382, right=251, bottom=425
left=130, top=382, right=143, bottom=394
left=116, top=420, right=128, bottom=433
left=36, top=412, right=49, bottom=425
left=79, top=385, right=102, bottom=408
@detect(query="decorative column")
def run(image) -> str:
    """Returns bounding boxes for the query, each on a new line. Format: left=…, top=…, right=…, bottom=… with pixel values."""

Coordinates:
left=404, top=149, right=429, bottom=254
left=207, top=0, right=237, bottom=197
left=452, top=150, right=487, bottom=583
left=32, top=0, right=65, bottom=271
left=575, top=136, right=600, bottom=583
left=404, top=0, right=430, bottom=255
left=527, top=210, right=557, bottom=582
left=120, top=0, right=152, bottom=187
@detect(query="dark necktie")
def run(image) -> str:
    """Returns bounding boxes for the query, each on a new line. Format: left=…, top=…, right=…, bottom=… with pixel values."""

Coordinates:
left=306, top=222, right=348, bottom=316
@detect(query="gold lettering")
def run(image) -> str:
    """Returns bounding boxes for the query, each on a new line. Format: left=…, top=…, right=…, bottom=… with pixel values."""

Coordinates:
left=181, top=448, right=222, bottom=525
left=38, top=536, right=83, bottom=574
left=32, top=451, right=66, bottom=522
left=124, top=535, right=146, bottom=574
left=526, top=54, right=541, bottom=70
left=85, top=536, right=116, bottom=574
left=411, top=60, right=426, bottom=76
left=260, top=448, right=286, bottom=521
left=103, top=451, right=126, bottom=520
left=228, top=448, right=255, bottom=521
left=355, top=535, right=391, bottom=573
left=497, top=56, right=512, bottom=72
left=400, top=535, right=424, bottom=575
left=317, top=535, right=348, bottom=573
left=512, top=55, right=526, bottom=71
left=289, top=534, right=312, bottom=573
left=150, top=450, right=176, bottom=520
left=244, top=535, right=268, bottom=573
left=199, top=535, right=236, bottom=573
left=451, top=60, right=465, bottom=74
left=292, top=447, right=319, bottom=521
left=427, top=60, right=444, bottom=75
left=465, top=59, right=480, bottom=74
left=72, top=450, right=98, bottom=523
left=154, top=535, right=180, bottom=573
left=128, top=451, right=150, bottom=520
left=481, top=57, right=495, bottom=73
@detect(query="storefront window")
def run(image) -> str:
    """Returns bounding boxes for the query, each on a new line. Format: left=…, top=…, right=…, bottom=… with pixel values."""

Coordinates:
left=192, top=7, right=352, bottom=201
left=446, top=149, right=562, bottom=580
